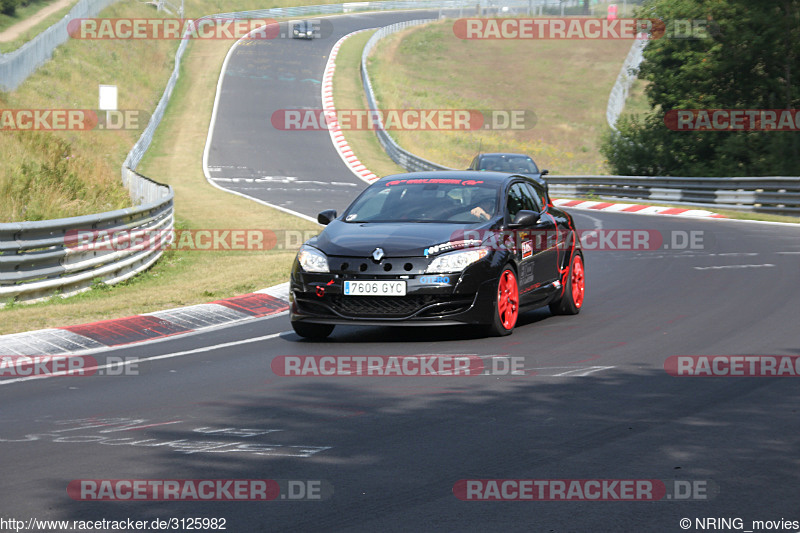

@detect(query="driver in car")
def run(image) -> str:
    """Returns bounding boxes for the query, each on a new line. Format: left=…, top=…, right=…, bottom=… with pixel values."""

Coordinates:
left=469, top=192, right=496, bottom=221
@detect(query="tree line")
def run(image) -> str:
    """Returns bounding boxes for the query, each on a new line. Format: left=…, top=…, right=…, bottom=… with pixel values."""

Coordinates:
left=602, top=0, right=800, bottom=177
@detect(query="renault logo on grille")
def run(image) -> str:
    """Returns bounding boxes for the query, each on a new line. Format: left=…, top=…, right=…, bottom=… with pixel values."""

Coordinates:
left=372, top=248, right=385, bottom=262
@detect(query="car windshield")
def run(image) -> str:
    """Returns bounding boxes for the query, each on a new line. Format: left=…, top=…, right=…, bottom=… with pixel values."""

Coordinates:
left=479, top=156, right=538, bottom=174
left=343, top=178, right=501, bottom=223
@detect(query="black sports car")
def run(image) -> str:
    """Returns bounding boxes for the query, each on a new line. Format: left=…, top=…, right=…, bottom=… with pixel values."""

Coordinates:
left=289, top=171, right=584, bottom=339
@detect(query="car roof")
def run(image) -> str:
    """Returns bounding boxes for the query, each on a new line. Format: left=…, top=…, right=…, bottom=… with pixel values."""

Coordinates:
left=377, top=170, right=547, bottom=188
left=477, top=153, right=534, bottom=159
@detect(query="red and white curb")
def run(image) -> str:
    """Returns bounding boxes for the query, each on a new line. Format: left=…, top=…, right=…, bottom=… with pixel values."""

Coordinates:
left=0, top=284, right=291, bottom=357
left=552, top=199, right=726, bottom=218
left=323, top=29, right=380, bottom=185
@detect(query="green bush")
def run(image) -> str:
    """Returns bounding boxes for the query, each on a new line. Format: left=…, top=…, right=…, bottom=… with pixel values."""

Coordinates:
left=0, top=0, right=18, bottom=16
left=602, top=0, right=800, bottom=177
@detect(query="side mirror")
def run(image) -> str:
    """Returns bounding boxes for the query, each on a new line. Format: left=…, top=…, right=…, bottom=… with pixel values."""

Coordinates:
left=509, top=210, right=540, bottom=228
left=317, top=209, right=337, bottom=225
left=540, top=169, right=549, bottom=176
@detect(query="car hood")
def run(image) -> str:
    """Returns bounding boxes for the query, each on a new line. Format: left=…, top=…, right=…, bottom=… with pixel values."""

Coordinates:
left=310, top=220, right=496, bottom=257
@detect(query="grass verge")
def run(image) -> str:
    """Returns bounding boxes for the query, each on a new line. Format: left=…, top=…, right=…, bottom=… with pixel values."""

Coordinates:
left=0, top=1, right=177, bottom=222
left=365, top=20, right=634, bottom=175
left=619, top=77, right=651, bottom=118
left=332, top=29, right=405, bottom=177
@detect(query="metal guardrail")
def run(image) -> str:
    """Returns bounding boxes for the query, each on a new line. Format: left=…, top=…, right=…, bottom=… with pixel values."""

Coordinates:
left=0, top=137, right=174, bottom=305
left=361, top=19, right=452, bottom=172
left=547, top=176, right=800, bottom=215
left=0, top=171, right=173, bottom=304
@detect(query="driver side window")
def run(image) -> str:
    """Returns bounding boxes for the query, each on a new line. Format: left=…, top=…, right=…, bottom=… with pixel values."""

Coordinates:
left=506, top=183, right=537, bottom=221
left=524, top=183, right=544, bottom=212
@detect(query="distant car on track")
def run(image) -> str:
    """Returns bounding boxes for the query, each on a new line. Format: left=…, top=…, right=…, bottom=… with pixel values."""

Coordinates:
left=291, top=20, right=316, bottom=39
left=289, top=171, right=584, bottom=339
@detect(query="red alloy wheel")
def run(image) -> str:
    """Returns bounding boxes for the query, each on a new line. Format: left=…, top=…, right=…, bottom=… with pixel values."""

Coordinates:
left=497, top=268, right=519, bottom=330
left=571, top=254, right=585, bottom=308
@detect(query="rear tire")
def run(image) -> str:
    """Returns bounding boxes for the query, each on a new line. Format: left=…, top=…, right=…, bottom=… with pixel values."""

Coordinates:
left=292, top=321, right=335, bottom=339
left=486, top=266, right=519, bottom=336
left=549, top=252, right=585, bottom=316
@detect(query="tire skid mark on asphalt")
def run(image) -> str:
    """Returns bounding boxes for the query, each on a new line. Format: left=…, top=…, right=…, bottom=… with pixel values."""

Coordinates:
left=692, top=264, right=775, bottom=270
left=471, top=355, right=617, bottom=378
left=550, top=366, right=616, bottom=377
left=0, top=416, right=331, bottom=458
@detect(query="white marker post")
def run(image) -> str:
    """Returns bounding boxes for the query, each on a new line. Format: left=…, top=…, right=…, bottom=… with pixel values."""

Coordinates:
left=98, top=84, right=117, bottom=129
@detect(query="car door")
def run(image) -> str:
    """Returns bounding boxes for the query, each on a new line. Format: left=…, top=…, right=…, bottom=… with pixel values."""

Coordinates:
left=523, top=182, right=559, bottom=285
left=505, top=182, right=552, bottom=303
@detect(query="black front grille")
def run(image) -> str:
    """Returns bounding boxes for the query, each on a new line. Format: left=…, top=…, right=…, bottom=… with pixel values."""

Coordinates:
left=332, top=295, right=432, bottom=317
left=330, top=295, right=472, bottom=318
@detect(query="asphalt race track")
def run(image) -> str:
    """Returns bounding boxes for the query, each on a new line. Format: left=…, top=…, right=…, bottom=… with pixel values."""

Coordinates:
left=2, top=10, right=800, bottom=533
left=205, top=10, right=442, bottom=217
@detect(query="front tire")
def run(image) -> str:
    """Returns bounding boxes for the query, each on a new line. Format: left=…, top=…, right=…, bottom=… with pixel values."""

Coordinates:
left=486, top=266, right=519, bottom=336
left=292, top=321, right=335, bottom=339
left=549, top=252, right=585, bottom=315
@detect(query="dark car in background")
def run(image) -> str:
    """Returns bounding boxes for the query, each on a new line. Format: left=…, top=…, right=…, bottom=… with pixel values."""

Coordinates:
left=289, top=171, right=584, bottom=339
left=291, top=20, right=316, bottom=39
left=468, top=153, right=548, bottom=177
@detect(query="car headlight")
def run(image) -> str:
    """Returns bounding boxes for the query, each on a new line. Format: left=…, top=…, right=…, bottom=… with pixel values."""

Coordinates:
left=425, top=248, right=488, bottom=274
left=297, top=245, right=329, bottom=273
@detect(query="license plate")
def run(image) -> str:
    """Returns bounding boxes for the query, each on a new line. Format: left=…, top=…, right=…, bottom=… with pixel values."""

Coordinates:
left=343, top=280, right=406, bottom=296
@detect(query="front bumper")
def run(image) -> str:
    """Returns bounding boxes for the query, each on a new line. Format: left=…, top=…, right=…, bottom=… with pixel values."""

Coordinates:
left=290, top=254, right=502, bottom=326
